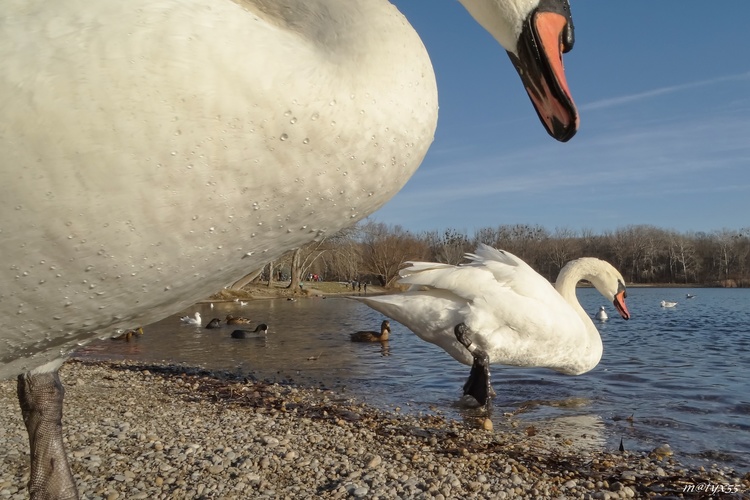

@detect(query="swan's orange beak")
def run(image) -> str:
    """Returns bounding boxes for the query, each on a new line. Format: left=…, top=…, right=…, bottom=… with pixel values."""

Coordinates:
left=508, top=8, right=579, bottom=142
left=613, top=290, right=630, bottom=320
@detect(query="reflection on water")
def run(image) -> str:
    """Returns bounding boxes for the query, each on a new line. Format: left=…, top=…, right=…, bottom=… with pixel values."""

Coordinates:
left=76, top=288, right=750, bottom=471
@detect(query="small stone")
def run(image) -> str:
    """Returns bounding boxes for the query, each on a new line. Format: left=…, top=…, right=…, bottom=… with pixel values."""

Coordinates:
left=208, top=465, right=224, bottom=474
left=367, top=455, right=382, bottom=468
left=262, top=436, right=279, bottom=447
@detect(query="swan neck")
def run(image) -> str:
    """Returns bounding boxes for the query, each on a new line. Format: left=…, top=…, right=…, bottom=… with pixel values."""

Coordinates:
left=554, top=262, right=588, bottom=306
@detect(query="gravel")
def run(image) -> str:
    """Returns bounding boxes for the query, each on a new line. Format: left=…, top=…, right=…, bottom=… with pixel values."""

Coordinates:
left=1, top=359, right=748, bottom=499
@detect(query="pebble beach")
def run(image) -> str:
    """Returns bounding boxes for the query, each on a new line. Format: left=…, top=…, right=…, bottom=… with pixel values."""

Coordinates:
left=1, top=360, right=748, bottom=499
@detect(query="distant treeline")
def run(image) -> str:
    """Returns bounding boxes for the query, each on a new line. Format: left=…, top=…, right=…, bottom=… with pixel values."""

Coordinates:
left=261, top=221, right=750, bottom=288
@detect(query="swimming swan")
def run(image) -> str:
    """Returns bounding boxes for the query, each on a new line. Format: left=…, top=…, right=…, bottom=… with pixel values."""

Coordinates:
left=357, top=245, right=630, bottom=407
left=1, top=0, right=579, bottom=496
left=350, top=320, right=391, bottom=342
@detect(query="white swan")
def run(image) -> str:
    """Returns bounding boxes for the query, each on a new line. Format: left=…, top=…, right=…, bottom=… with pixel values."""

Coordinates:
left=179, top=312, right=202, bottom=326
left=595, top=306, right=609, bottom=321
left=661, top=300, right=678, bottom=308
left=1, top=0, right=579, bottom=496
left=357, top=245, right=630, bottom=406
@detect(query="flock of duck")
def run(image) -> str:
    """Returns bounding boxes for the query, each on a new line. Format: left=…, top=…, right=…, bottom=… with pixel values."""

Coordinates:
left=2, top=0, right=623, bottom=497
left=179, top=311, right=270, bottom=339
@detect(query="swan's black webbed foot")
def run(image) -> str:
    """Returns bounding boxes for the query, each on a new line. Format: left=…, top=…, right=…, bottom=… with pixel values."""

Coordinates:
left=17, top=369, right=79, bottom=500
left=454, top=323, right=494, bottom=409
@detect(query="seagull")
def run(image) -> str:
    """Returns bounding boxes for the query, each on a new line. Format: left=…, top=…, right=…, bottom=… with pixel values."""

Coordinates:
left=179, top=312, right=202, bottom=326
left=1, top=0, right=580, bottom=497
left=661, top=300, right=678, bottom=308
left=595, top=306, right=609, bottom=321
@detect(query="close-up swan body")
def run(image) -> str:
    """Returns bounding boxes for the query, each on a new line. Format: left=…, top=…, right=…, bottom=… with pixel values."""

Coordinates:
left=1, top=0, right=579, bottom=497
left=357, top=245, right=630, bottom=406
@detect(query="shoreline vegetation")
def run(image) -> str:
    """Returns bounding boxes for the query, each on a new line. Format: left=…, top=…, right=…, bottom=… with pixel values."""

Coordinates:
left=1, top=360, right=748, bottom=499
left=202, top=280, right=731, bottom=307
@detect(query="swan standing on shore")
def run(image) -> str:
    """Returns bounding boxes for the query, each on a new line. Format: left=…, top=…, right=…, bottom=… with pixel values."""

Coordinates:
left=358, top=245, right=630, bottom=407
left=2, top=0, right=580, bottom=497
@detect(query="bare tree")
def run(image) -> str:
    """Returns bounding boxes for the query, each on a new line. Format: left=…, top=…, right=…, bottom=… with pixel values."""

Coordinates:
left=425, top=228, right=471, bottom=264
left=359, top=221, right=428, bottom=286
left=287, top=239, right=329, bottom=291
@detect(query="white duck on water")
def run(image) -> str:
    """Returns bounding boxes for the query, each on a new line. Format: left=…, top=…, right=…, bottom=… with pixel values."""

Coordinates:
left=1, top=0, right=579, bottom=497
left=357, top=245, right=630, bottom=407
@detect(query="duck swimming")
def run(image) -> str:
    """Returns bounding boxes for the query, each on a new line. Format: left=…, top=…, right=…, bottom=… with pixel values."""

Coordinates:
left=350, top=320, right=391, bottom=342
left=357, top=245, right=630, bottom=407
left=1, top=0, right=580, bottom=496
left=226, top=315, right=253, bottom=325
left=110, top=327, right=144, bottom=341
left=205, top=318, right=223, bottom=329
left=230, top=324, right=269, bottom=339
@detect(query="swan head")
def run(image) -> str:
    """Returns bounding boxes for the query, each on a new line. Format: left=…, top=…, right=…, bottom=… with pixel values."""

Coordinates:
left=559, top=258, right=630, bottom=320
left=458, top=0, right=578, bottom=141
left=589, top=262, right=629, bottom=321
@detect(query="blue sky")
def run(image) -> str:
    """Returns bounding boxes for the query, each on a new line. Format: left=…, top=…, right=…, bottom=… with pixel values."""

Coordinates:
left=373, top=1, right=750, bottom=235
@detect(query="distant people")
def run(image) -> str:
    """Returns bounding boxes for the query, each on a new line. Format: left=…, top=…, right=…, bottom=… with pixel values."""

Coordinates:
left=364, top=282, right=368, bottom=294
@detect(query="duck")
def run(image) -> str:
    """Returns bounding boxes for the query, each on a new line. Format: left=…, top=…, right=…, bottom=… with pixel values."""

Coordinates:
left=1, top=1, right=580, bottom=497
left=350, top=320, right=391, bottom=342
left=230, top=324, right=270, bottom=339
left=357, top=245, right=630, bottom=407
left=661, top=300, right=678, bottom=308
left=594, top=306, right=608, bottom=322
left=110, top=327, right=144, bottom=341
left=205, top=318, right=223, bottom=329
left=226, top=314, right=253, bottom=325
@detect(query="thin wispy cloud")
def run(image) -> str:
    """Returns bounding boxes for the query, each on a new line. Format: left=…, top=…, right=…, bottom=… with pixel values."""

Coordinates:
left=581, top=71, right=750, bottom=111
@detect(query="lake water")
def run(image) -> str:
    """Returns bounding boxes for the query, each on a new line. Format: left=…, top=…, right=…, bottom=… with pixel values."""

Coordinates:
left=75, top=287, right=750, bottom=472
